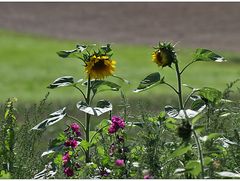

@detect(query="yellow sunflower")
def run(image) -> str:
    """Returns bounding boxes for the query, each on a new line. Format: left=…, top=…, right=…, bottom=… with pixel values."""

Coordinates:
left=152, top=50, right=169, bottom=67
left=152, top=42, right=177, bottom=68
left=85, top=55, right=116, bottom=79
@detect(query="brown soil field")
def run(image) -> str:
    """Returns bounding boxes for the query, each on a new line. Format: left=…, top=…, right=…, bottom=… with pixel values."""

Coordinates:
left=0, top=2, right=239, bottom=52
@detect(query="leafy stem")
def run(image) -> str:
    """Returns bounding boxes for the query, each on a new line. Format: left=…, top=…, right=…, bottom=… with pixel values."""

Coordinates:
left=89, top=124, right=109, bottom=144
left=73, top=85, right=87, bottom=102
left=163, top=82, right=179, bottom=95
left=192, top=130, right=205, bottom=179
left=180, top=61, right=195, bottom=75
left=175, top=61, right=184, bottom=110
left=183, top=89, right=199, bottom=108
left=85, top=75, right=92, bottom=163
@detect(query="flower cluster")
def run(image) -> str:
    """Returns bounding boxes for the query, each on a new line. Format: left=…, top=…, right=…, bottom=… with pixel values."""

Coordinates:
left=62, top=123, right=82, bottom=177
left=108, top=116, right=125, bottom=134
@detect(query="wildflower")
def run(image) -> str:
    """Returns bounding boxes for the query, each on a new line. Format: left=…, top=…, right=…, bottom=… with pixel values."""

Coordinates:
left=152, top=42, right=176, bottom=68
left=62, top=152, right=70, bottom=165
left=115, top=159, right=125, bottom=167
left=64, top=167, right=74, bottom=177
left=108, top=116, right=125, bottom=134
left=108, top=125, right=117, bottom=134
left=85, top=55, right=116, bottom=79
left=144, top=175, right=153, bottom=179
left=64, top=139, right=78, bottom=148
left=70, top=123, right=80, bottom=133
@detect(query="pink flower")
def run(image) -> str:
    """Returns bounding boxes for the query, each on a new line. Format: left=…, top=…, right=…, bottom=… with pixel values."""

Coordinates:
left=64, top=167, right=74, bottom=177
left=108, top=125, right=117, bottom=134
left=115, top=159, right=125, bottom=167
left=144, top=175, right=153, bottom=179
left=64, top=139, right=78, bottom=148
left=62, top=152, right=70, bottom=165
left=108, top=116, right=125, bottom=134
left=70, top=123, right=80, bottom=133
left=112, top=116, right=125, bottom=129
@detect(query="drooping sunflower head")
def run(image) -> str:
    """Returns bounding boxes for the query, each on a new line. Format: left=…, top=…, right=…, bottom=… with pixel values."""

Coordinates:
left=85, top=54, right=116, bottom=79
left=152, top=42, right=177, bottom=68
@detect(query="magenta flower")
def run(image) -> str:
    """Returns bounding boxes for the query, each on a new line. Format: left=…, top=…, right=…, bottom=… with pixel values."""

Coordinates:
left=115, top=159, right=125, bottom=167
left=108, top=116, right=125, bottom=134
left=144, top=175, right=153, bottom=179
left=70, top=123, right=80, bottom=133
left=64, top=139, right=78, bottom=148
left=112, top=116, right=125, bottom=129
left=62, top=152, right=70, bottom=165
left=64, top=167, right=74, bottom=177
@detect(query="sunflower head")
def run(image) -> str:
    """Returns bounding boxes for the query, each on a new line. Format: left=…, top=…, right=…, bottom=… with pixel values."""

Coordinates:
left=85, top=54, right=116, bottom=79
left=152, top=42, right=177, bottom=68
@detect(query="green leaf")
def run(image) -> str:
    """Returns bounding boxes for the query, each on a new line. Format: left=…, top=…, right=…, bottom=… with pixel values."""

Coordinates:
left=31, top=107, right=66, bottom=130
left=204, top=156, right=213, bottom=166
left=199, top=87, right=222, bottom=104
left=80, top=140, right=90, bottom=150
left=216, top=171, right=240, bottom=178
left=48, top=76, right=81, bottom=89
left=193, top=48, right=226, bottom=62
left=57, top=49, right=78, bottom=58
left=170, top=145, right=192, bottom=159
left=134, top=72, right=162, bottom=93
left=83, top=80, right=121, bottom=94
left=191, top=99, right=206, bottom=111
left=96, top=119, right=111, bottom=131
left=185, top=160, right=201, bottom=176
left=165, top=118, right=178, bottom=131
left=200, top=133, right=221, bottom=142
left=76, top=100, right=112, bottom=116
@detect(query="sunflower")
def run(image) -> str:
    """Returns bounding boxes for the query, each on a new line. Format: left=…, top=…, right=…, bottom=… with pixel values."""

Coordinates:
left=152, top=42, right=177, bottom=68
left=85, top=55, right=116, bottom=79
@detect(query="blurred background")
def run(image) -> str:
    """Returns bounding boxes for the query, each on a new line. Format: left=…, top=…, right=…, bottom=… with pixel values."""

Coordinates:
left=0, top=2, right=239, bottom=111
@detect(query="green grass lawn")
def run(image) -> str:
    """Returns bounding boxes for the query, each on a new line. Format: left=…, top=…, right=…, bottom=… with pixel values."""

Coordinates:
left=0, top=29, right=240, bottom=106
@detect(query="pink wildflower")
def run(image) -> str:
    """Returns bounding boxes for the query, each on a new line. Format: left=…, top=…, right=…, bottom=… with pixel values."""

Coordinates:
left=108, top=116, right=125, bottom=134
left=62, top=152, right=70, bottom=165
left=70, top=123, right=80, bottom=133
left=64, top=167, right=74, bottom=177
left=144, top=175, right=153, bottom=179
left=64, top=139, right=78, bottom=148
left=115, top=159, right=125, bottom=167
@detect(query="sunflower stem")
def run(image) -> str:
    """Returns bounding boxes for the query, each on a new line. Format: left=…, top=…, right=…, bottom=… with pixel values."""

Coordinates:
left=85, top=76, right=91, bottom=163
left=175, top=62, right=184, bottom=110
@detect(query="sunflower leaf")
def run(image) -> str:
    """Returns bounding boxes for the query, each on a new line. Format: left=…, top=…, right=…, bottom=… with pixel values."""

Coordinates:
left=76, top=100, right=112, bottom=116
left=199, top=87, right=222, bottom=104
left=134, top=72, right=162, bottom=93
left=193, top=48, right=226, bottom=62
left=48, top=76, right=82, bottom=89
left=83, top=80, right=121, bottom=94
left=31, top=107, right=66, bottom=130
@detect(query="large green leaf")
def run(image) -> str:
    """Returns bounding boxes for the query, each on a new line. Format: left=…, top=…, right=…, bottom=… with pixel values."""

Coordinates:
left=31, top=107, right=66, bottom=130
left=48, top=76, right=82, bottom=89
left=169, top=145, right=192, bottom=159
left=193, top=48, right=225, bottom=62
left=199, top=87, right=222, bottom=104
left=134, top=72, right=162, bottom=93
left=185, top=160, right=201, bottom=177
left=76, top=100, right=112, bottom=116
left=83, top=80, right=121, bottom=94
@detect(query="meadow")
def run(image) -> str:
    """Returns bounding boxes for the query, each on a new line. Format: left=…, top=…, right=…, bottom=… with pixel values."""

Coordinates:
left=0, top=30, right=240, bottom=179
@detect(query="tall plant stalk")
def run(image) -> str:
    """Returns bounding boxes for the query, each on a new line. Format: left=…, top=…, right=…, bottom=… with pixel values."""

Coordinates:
left=175, top=60, right=204, bottom=179
left=85, top=76, right=91, bottom=163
